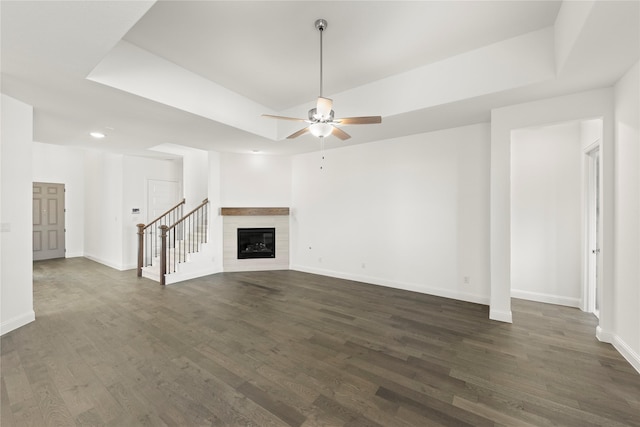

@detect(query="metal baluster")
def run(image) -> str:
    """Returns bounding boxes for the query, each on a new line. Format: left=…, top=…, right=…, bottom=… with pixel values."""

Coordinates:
left=159, top=225, right=167, bottom=286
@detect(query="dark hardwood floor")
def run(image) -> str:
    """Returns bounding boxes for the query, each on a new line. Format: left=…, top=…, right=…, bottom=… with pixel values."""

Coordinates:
left=2, top=258, right=639, bottom=426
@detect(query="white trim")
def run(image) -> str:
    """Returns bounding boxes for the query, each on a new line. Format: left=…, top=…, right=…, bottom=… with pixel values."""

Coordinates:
left=0, top=311, right=35, bottom=336
left=583, top=138, right=601, bottom=154
left=64, top=252, right=84, bottom=258
left=612, top=335, right=640, bottom=374
left=164, top=267, right=222, bottom=285
left=596, top=325, right=614, bottom=343
left=291, top=264, right=490, bottom=306
left=84, top=254, right=126, bottom=271
left=511, top=289, right=581, bottom=308
left=489, top=308, right=513, bottom=323
left=122, top=262, right=137, bottom=271
left=597, top=327, right=640, bottom=374
left=582, top=143, right=601, bottom=315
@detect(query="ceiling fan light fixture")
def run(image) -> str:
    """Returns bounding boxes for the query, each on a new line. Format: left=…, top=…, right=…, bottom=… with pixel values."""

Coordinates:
left=309, top=107, right=334, bottom=122
left=316, top=97, right=333, bottom=119
left=309, top=122, right=333, bottom=138
left=90, top=131, right=106, bottom=139
left=261, top=18, right=381, bottom=141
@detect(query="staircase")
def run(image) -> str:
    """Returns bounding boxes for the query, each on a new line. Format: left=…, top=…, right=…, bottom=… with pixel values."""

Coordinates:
left=137, top=198, right=215, bottom=285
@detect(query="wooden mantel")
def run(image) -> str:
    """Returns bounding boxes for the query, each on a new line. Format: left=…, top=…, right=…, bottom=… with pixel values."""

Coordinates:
left=220, top=207, right=289, bottom=216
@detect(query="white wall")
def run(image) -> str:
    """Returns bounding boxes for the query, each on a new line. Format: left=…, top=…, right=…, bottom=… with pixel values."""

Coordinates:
left=32, top=142, right=86, bottom=257
left=1, top=95, right=35, bottom=335
left=291, top=123, right=491, bottom=304
left=122, top=155, right=182, bottom=269
left=511, top=122, right=582, bottom=307
left=613, top=60, right=640, bottom=372
left=220, top=153, right=292, bottom=207
left=83, top=151, right=181, bottom=271
left=183, top=148, right=209, bottom=211
left=208, top=151, right=223, bottom=273
left=83, top=151, right=125, bottom=269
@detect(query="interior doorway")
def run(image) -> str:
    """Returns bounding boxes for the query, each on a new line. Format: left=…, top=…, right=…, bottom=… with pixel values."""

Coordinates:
left=510, top=122, right=583, bottom=307
left=585, top=144, right=602, bottom=317
left=510, top=118, right=604, bottom=316
left=33, top=182, right=65, bottom=260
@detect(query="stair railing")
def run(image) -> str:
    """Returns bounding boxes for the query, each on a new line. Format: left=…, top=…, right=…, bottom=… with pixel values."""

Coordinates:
left=137, top=198, right=186, bottom=277
left=159, top=198, right=209, bottom=286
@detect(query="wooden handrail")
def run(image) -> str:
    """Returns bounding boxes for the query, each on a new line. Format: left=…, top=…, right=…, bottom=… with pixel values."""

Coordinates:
left=142, top=198, right=186, bottom=231
left=166, top=199, right=208, bottom=231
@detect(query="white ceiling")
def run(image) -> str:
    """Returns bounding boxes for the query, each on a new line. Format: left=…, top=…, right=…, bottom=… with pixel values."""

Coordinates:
left=1, top=1, right=638, bottom=157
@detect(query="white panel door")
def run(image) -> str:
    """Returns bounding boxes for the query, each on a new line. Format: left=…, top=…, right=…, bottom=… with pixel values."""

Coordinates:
left=147, top=180, right=180, bottom=222
left=33, top=182, right=65, bottom=260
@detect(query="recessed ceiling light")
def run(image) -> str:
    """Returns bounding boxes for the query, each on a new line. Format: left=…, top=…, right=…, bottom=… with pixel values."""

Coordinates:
left=90, top=131, right=106, bottom=139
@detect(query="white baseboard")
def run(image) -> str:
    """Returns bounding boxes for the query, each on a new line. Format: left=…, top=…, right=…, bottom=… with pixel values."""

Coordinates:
left=122, top=262, right=137, bottom=271
left=612, top=335, right=640, bottom=374
left=165, top=266, right=222, bottom=285
left=1, top=311, right=35, bottom=336
left=84, top=254, right=126, bottom=271
left=291, top=264, right=490, bottom=306
left=596, top=325, right=614, bottom=343
left=511, top=289, right=580, bottom=308
left=489, top=308, right=513, bottom=323
left=65, top=252, right=83, bottom=258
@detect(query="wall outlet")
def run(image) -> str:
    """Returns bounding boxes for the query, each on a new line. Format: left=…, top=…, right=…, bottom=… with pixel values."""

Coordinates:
left=361, top=263, right=366, bottom=269
left=463, top=276, right=470, bottom=284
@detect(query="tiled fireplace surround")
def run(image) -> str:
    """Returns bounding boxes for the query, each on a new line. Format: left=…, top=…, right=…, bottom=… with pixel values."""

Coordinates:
left=221, top=208, right=290, bottom=272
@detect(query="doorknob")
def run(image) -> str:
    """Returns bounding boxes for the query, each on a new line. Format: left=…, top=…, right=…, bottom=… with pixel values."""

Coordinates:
left=592, top=248, right=601, bottom=254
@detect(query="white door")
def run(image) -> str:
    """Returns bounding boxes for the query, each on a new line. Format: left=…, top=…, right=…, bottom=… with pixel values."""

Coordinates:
left=586, top=147, right=602, bottom=317
left=147, top=180, right=180, bottom=222
left=33, top=182, right=65, bottom=260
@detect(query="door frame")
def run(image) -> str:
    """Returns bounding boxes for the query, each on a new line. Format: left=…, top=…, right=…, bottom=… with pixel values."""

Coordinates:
left=583, top=141, right=602, bottom=316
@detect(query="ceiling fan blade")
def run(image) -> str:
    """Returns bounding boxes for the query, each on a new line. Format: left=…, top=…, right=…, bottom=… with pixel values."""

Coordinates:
left=332, top=126, right=351, bottom=140
left=316, top=97, right=333, bottom=118
left=262, top=114, right=307, bottom=122
left=287, top=127, right=310, bottom=139
left=334, top=116, right=382, bottom=125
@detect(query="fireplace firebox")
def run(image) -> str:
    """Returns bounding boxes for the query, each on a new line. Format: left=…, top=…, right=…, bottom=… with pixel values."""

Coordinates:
left=237, top=228, right=275, bottom=259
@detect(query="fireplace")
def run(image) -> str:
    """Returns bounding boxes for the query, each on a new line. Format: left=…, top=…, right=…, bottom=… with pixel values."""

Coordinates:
left=237, top=228, right=275, bottom=259
left=222, top=208, right=289, bottom=272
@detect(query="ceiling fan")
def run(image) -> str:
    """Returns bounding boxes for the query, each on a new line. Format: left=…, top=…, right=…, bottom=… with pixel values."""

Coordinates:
left=262, top=19, right=382, bottom=140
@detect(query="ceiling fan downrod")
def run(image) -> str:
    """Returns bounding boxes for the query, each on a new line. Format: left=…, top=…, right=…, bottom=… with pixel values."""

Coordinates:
left=315, top=19, right=327, bottom=98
